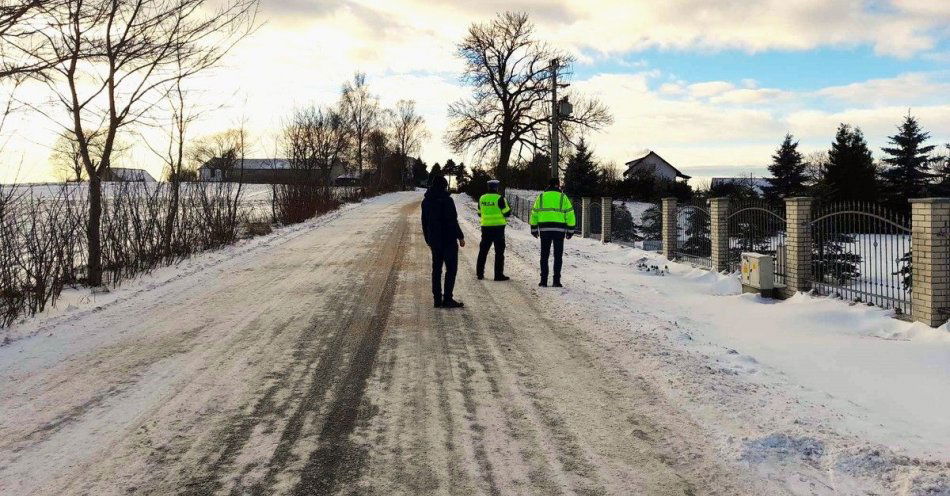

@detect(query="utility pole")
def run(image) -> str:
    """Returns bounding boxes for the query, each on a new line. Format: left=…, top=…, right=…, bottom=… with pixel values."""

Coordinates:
left=550, top=58, right=572, bottom=182
left=550, top=58, right=559, bottom=181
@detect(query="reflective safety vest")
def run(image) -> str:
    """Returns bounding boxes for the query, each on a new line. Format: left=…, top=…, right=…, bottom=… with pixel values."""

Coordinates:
left=530, top=190, right=576, bottom=233
left=479, top=193, right=510, bottom=226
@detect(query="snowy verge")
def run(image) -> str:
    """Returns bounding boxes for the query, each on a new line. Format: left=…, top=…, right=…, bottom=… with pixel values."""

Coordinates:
left=0, top=194, right=393, bottom=346
left=455, top=194, right=950, bottom=495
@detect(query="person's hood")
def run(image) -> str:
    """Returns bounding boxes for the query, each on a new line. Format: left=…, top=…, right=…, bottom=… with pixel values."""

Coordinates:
left=425, top=175, right=449, bottom=199
left=424, top=187, right=446, bottom=200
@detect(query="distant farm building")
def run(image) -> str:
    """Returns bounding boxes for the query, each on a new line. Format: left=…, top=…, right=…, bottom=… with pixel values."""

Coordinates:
left=622, top=151, right=690, bottom=181
left=198, top=158, right=350, bottom=185
left=102, top=167, right=157, bottom=183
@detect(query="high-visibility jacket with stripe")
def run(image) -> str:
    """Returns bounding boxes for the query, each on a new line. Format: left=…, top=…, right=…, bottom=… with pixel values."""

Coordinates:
left=530, top=190, right=576, bottom=234
left=478, top=193, right=511, bottom=227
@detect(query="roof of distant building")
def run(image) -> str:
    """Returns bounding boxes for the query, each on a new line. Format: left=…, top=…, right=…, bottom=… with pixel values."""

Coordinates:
left=200, top=158, right=292, bottom=170
left=106, top=167, right=156, bottom=182
left=623, top=150, right=690, bottom=179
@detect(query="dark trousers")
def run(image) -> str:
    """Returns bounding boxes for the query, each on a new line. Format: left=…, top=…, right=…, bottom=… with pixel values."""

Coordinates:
left=431, top=245, right=458, bottom=302
left=540, top=231, right=565, bottom=282
left=476, top=226, right=506, bottom=278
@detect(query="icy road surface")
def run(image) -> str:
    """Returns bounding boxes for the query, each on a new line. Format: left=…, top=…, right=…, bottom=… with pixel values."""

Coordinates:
left=1, top=191, right=945, bottom=495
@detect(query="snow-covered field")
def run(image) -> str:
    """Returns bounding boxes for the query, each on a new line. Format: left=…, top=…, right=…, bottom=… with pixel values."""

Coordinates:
left=455, top=194, right=950, bottom=493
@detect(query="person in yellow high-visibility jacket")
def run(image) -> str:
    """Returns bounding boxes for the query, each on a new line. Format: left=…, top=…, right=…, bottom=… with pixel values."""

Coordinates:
left=529, top=178, right=576, bottom=287
left=476, top=179, right=511, bottom=281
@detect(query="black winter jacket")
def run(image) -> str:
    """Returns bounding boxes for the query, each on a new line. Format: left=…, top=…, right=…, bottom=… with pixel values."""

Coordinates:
left=421, top=182, right=464, bottom=249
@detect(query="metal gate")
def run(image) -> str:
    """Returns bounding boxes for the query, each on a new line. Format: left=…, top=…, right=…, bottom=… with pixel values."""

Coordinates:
left=728, top=201, right=787, bottom=285
left=589, top=199, right=602, bottom=237
left=674, top=201, right=711, bottom=268
left=810, top=202, right=912, bottom=315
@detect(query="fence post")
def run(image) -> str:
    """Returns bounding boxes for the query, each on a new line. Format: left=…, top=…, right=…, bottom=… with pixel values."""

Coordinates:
left=910, top=198, right=950, bottom=327
left=708, top=197, right=730, bottom=272
left=783, top=197, right=813, bottom=297
left=662, top=197, right=677, bottom=260
left=581, top=197, right=592, bottom=238
left=601, top=197, right=612, bottom=243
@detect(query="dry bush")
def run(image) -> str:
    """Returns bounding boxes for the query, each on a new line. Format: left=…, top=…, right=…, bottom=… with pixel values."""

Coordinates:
left=272, top=183, right=340, bottom=225
left=0, top=185, right=87, bottom=327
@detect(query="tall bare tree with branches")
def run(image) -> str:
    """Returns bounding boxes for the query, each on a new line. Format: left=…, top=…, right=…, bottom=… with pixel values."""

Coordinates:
left=391, top=99, right=428, bottom=160
left=446, top=12, right=611, bottom=184
left=18, top=0, right=257, bottom=285
left=340, top=72, right=380, bottom=178
left=283, top=105, right=351, bottom=188
left=390, top=99, right=428, bottom=189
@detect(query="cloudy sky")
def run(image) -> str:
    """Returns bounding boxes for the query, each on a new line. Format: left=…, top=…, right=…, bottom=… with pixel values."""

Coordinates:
left=3, top=0, right=949, bottom=183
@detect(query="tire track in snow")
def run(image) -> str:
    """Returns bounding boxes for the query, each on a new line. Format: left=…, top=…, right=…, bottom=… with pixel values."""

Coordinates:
left=289, top=203, right=410, bottom=495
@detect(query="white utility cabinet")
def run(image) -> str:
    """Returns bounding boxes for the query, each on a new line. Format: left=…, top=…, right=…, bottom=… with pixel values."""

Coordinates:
left=740, top=252, right=774, bottom=294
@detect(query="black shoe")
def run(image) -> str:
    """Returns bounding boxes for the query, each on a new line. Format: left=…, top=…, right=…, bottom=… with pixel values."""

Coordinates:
left=434, top=299, right=442, bottom=308
left=494, top=275, right=510, bottom=281
left=539, top=280, right=548, bottom=287
left=553, top=280, right=563, bottom=288
left=476, top=274, right=484, bottom=280
left=442, top=298, right=464, bottom=308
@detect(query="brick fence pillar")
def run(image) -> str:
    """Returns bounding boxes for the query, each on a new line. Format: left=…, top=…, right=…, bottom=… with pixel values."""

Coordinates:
left=661, top=197, right=677, bottom=260
left=581, top=197, right=592, bottom=238
left=910, top=198, right=950, bottom=327
left=601, top=197, right=612, bottom=243
left=708, top=197, right=730, bottom=272
left=783, top=197, right=813, bottom=298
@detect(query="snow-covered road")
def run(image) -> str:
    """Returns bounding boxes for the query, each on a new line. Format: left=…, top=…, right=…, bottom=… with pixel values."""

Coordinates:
left=1, top=191, right=946, bottom=495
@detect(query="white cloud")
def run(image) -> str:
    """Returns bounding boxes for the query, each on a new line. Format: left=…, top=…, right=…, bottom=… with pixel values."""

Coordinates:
left=571, top=71, right=950, bottom=175
left=687, top=81, right=735, bottom=99
left=816, top=72, right=950, bottom=106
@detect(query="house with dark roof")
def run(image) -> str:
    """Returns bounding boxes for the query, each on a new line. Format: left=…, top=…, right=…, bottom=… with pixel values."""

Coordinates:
left=198, top=158, right=348, bottom=184
left=102, top=167, right=157, bottom=183
left=623, top=151, right=690, bottom=181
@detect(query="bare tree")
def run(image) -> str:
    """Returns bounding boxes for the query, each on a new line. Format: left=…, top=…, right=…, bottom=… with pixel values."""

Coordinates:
left=145, top=63, right=202, bottom=254
left=446, top=12, right=611, bottom=184
left=50, top=130, right=100, bottom=182
left=0, top=0, right=64, bottom=79
left=340, top=72, right=380, bottom=178
left=283, top=105, right=350, bottom=188
left=20, top=0, right=257, bottom=285
left=391, top=99, right=428, bottom=160
left=190, top=128, right=249, bottom=179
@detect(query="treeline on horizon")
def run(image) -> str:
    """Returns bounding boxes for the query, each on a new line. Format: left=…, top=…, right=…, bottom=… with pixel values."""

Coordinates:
left=432, top=112, right=949, bottom=215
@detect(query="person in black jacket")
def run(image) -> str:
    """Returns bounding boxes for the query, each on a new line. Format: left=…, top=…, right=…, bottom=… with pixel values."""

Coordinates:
left=421, top=175, right=465, bottom=308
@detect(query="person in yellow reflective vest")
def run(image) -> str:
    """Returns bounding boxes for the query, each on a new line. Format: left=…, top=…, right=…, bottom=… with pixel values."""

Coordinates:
left=529, top=178, right=576, bottom=287
left=476, top=179, right=512, bottom=281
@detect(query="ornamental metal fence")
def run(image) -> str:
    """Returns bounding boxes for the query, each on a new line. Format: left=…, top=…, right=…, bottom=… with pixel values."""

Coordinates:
left=508, top=194, right=533, bottom=224
left=589, top=199, right=603, bottom=237
left=728, top=201, right=787, bottom=286
left=610, top=200, right=644, bottom=243
left=674, top=200, right=711, bottom=268
left=810, top=201, right=912, bottom=316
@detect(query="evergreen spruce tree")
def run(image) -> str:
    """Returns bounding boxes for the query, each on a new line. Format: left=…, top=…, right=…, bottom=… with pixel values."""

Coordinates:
left=410, top=157, right=429, bottom=187
left=880, top=114, right=936, bottom=212
left=812, top=124, right=874, bottom=285
left=682, top=206, right=710, bottom=259
left=763, top=133, right=807, bottom=202
left=821, top=124, right=878, bottom=202
left=640, top=205, right=662, bottom=241
left=563, top=139, right=601, bottom=197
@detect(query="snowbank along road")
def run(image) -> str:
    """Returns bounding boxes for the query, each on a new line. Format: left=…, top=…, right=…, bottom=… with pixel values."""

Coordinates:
left=1, top=191, right=945, bottom=495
